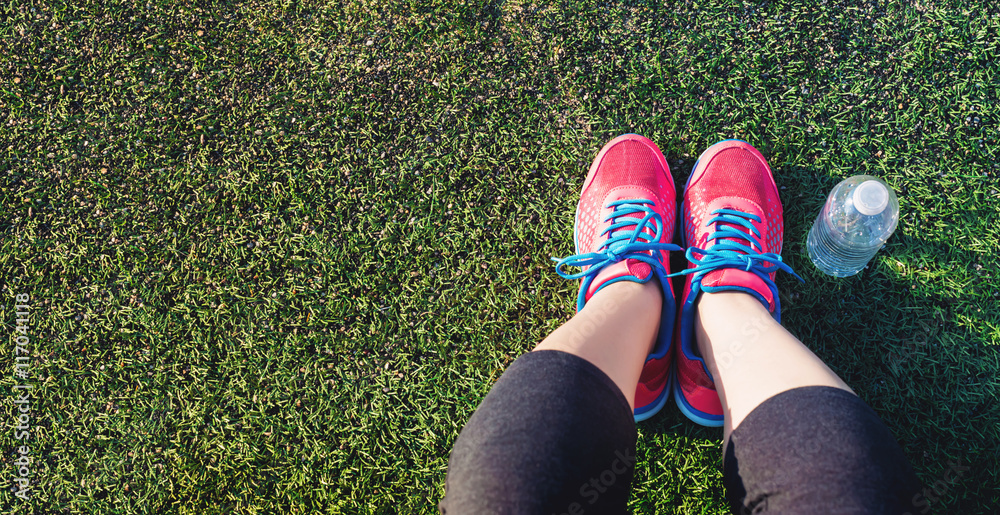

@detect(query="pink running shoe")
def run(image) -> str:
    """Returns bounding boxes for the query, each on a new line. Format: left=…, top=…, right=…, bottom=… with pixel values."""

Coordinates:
left=672, top=140, right=802, bottom=427
left=553, top=134, right=681, bottom=422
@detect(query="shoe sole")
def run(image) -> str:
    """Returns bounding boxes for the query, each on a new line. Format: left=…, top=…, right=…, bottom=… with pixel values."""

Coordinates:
left=673, top=377, right=724, bottom=426
left=634, top=371, right=672, bottom=422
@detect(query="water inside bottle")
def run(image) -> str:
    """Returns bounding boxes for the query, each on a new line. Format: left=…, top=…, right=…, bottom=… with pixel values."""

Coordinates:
left=807, top=176, right=899, bottom=277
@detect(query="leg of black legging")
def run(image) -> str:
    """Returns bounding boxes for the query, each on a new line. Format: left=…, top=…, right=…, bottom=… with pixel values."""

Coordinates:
left=440, top=350, right=637, bottom=515
left=723, top=386, right=922, bottom=514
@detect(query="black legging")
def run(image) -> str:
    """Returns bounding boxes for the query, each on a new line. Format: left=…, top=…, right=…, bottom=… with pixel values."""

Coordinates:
left=440, top=350, right=922, bottom=514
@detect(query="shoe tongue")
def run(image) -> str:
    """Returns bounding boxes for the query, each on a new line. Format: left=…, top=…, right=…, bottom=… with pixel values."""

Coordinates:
left=701, top=197, right=775, bottom=312
left=701, top=268, right=775, bottom=312
left=603, top=187, right=659, bottom=240
left=705, top=197, right=765, bottom=248
left=580, top=187, right=661, bottom=303
left=585, top=260, right=652, bottom=302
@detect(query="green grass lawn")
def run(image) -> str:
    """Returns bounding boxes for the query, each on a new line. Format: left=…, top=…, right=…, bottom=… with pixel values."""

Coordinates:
left=2, top=0, right=999, bottom=513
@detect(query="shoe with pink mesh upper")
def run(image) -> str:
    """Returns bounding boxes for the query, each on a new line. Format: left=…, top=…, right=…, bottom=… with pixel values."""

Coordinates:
left=671, top=139, right=802, bottom=427
left=552, top=134, right=681, bottom=422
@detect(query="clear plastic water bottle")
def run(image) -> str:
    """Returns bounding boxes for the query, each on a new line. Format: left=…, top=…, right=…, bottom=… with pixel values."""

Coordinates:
left=807, top=175, right=899, bottom=277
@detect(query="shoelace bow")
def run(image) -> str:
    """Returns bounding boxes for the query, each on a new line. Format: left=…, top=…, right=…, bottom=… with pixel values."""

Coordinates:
left=668, top=208, right=803, bottom=307
left=553, top=199, right=681, bottom=296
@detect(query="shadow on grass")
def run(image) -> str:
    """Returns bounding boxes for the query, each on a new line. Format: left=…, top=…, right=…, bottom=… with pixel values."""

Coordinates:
left=641, top=232, right=998, bottom=512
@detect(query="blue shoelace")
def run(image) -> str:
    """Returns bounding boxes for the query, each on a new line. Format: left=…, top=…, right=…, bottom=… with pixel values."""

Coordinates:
left=669, top=208, right=803, bottom=313
left=553, top=199, right=681, bottom=310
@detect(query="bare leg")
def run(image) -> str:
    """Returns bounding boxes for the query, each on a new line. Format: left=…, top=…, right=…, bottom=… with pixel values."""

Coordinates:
left=696, top=291, right=853, bottom=439
left=535, top=279, right=661, bottom=410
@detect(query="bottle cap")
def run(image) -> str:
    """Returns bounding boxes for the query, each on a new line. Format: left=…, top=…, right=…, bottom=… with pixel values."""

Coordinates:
left=853, top=180, right=889, bottom=215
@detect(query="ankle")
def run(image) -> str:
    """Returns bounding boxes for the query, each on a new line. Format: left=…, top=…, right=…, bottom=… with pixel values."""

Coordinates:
left=586, top=275, right=662, bottom=313
left=698, top=290, right=770, bottom=318
left=695, top=291, right=774, bottom=356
